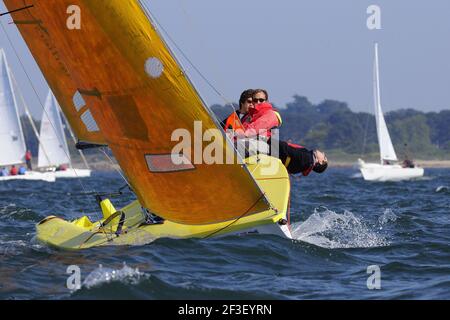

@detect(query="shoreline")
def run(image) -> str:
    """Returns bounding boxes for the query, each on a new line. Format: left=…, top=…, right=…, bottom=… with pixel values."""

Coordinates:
left=329, top=160, right=450, bottom=168
left=70, top=158, right=450, bottom=171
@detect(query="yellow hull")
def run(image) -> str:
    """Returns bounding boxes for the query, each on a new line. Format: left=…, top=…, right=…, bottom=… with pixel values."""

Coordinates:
left=36, top=155, right=291, bottom=250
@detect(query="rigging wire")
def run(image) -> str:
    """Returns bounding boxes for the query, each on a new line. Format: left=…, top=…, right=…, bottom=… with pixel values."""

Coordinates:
left=139, top=1, right=274, bottom=211
left=0, top=18, right=111, bottom=235
left=0, top=16, right=128, bottom=198
left=360, top=111, right=371, bottom=158
left=99, top=147, right=132, bottom=190
left=0, top=21, right=89, bottom=186
left=202, top=193, right=277, bottom=239
left=9, top=66, right=52, bottom=167
left=139, top=0, right=236, bottom=116
left=174, top=0, right=238, bottom=116
left=2, top=4, right=278, bottom=240
left=0, top=20, right=90, bottom=192
left=138, top=1, right=258, bottom=160
left=59, top=111, right=91, bottom=170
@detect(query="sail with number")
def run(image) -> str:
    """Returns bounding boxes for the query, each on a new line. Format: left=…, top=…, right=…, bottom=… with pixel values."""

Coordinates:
left=0, top=48, right=26, bottom=167
left=38, top=91, right=71, bottom=168
left=5, top=0, right=270, bottom=224
left=373, top=43, right=398, bottom=162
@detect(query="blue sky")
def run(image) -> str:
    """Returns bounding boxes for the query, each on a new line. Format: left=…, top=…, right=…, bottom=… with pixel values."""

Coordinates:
left=1, top=0, right=449, bottom=119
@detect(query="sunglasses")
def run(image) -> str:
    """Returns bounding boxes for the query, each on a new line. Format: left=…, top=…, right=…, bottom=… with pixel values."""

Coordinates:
left=253, top=98, right=266, bottom=103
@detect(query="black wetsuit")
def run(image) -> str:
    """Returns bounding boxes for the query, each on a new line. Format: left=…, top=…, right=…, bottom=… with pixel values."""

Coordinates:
left=271, top=140, right=315, bottom=175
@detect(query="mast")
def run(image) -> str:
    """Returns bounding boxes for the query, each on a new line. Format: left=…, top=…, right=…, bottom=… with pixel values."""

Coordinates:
left=0, top=48, right=27, bottom=167
left=9, top=69, right=53, bottom=167
left=137, top=1, right=271, bottom=207
left=38, top=92, right=71, bottom=169
left=373, top=43, right=398, bottom=164
left=60, top=109, right=91, bottom=170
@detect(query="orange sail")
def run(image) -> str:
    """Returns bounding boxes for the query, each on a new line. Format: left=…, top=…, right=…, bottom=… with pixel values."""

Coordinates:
left=2, top=2, right=105, bottom=144
left=3, top=0, right=270, bottom=224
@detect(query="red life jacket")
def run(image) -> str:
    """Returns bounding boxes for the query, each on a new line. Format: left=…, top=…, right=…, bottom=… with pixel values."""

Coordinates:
left=10, top=167, right=18, bottom=176
left=25, top=151, right=32, bottom=161
left=241, top=102, right=280, bottom=139
left=223, top=112, right=244, bottom=131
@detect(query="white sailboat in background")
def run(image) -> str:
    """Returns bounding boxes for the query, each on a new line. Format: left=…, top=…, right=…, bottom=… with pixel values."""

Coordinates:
left=358, top=43, right=424, bottom=181
left=38, top=91, right=91, bottom=178
left=0, top=48, right=54, bottom=182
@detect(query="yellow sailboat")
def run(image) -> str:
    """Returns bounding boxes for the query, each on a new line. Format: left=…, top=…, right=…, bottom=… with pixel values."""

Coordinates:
left=3, top=0, right=292, bottom=249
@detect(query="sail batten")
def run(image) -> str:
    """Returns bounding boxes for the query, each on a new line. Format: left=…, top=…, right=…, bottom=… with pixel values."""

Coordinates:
left=5, top=0, right=271, bottom=224
left=373, top=43, right=398, bottom=162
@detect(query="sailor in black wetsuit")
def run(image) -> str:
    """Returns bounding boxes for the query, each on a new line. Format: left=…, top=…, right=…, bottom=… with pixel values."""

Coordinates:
left=273, top=140, right=328, bottom=176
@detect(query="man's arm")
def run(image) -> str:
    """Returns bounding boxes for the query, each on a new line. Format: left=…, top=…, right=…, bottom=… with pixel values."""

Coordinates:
left=237, top=111, right=279, bottom=138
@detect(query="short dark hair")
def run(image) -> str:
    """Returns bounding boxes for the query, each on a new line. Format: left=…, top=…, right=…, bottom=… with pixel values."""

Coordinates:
left=313, top=161, right=328, bottom=173
left=253, top=89, right=269, bottom=101
left=239, top=89, right=255, bottom=106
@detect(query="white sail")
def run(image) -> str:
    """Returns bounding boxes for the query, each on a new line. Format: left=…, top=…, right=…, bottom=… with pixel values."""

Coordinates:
left=38, top=91, right=70, bottom=168
left=0, top=48, right=27, bottom=167
left=374, top=43, right=398, bottom=162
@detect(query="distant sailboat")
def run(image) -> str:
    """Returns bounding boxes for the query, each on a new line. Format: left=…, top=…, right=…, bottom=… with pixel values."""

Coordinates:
left=358, top=43, right=424, bottom=181
left=0, top=48, right=54, bottom=182
left=38, top=91, right=91, bottom=178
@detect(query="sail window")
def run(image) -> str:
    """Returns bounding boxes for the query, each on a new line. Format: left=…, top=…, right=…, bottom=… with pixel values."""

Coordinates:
left=108, top=95, right=148, bottom=141
left=145, top=154, right=194, bottom=173
left=80, top=110, right=100, bottom=132
left=73, top=90, right=86, bottom=111
left=145, top=57, right=163, bottom=78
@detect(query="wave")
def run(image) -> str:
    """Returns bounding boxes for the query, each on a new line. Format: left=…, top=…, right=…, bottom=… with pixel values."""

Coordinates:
left=350, top=172, right=362, bottom=179
left=291, top=207, right=390, bottom=249
left=76, top=263, right=144, bottom=291
left=435, top=186, right=449, bottom=193
left=0, top=239, right=28, bottom=256
left=378, top=208, right=398, bottom=225
left=0, top=238, right=50, bottom=257
left=0, top=204, right=42, bottom=222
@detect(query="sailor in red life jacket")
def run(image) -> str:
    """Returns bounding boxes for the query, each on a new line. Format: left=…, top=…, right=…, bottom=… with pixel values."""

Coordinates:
left=9, top=165, right=18, bottom=176
left=25, top=150, right=32, bottom=170
left=221, top=89, right=255, bottom=130
left=222, top=89, right=328, bottom=175
left=235, top=89, right=282, bottom=140
left=222, top=89, right=282, bottom=138
left=228, top=89, right=282, bottom=157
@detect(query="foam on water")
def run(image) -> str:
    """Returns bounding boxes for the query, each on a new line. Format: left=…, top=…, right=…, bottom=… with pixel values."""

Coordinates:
left=80, top=263, right=144, bottom=290
left=0, top=238, right=48, bottom=256
left=0, top=204, right=40, bottom=221
left=0, top=239, right=28, bottom=256
left=291, top=207, right=390, bottom=249
left=378, top=208, right=398, bottom=225
left=435, top=186, right=449, bottom=193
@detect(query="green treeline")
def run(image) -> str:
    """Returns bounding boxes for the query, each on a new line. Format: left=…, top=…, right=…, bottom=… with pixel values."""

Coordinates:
left=21, top=95, right=449, bottom=162
left=212, top=95, right=450, bottom=160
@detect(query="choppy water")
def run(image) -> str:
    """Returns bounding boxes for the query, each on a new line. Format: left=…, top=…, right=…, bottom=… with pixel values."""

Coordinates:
left=0, top=168, right=449, bottom=300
